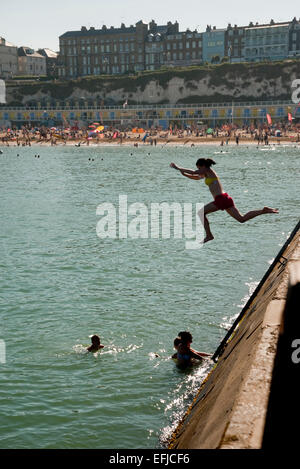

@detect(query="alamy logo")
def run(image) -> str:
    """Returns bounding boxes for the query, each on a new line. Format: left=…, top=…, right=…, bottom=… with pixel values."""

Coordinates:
left=0, top=80, right=6, bottom=104
left=0, top=340, right=6, bottom=364
left=291, top=79, right=300, bottom=104
left=291, top=339, right=300, bottom=364
left=96, top=195, right=205, bottom=250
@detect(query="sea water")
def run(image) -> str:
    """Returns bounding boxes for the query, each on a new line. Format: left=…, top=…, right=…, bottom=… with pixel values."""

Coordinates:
left=0, top=143, right=299, bottom=449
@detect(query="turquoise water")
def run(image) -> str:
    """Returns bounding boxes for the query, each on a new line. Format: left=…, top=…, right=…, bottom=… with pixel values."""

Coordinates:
left=0, top=143, right=299, bottom=449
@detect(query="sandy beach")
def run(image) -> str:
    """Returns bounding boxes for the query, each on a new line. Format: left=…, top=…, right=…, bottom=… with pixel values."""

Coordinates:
left=1, top=133, right=300, bottom=148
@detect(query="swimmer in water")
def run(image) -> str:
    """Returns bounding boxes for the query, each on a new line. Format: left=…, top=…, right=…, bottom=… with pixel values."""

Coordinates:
left=172, top=332, right=211, bottom=368
left=172, top=337, right=181, bottom=359
left=170, top=158, right=278, bottom=243
left=87, top=335, right=104, bottom=353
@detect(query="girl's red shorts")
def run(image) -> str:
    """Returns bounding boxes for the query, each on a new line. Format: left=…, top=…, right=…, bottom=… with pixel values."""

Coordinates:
left=214, top=193, right=235, bottom=210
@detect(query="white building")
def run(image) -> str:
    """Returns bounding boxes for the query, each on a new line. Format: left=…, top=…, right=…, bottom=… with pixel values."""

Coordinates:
left=243, top=22, right=290, bottom=62
left=0, top=37, right=18, bottom=78
left=18, top=47, right=46, bottom=76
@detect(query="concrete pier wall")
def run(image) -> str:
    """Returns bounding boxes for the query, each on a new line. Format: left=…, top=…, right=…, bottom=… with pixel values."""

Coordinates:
left=168, top=220, right=300, bottom=449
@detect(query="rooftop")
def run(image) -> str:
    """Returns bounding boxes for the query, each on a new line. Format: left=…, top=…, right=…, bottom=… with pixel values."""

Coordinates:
left=18, top=47, right=45, bottom=58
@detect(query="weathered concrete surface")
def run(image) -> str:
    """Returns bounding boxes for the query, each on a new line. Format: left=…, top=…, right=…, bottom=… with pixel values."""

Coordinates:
left=262, top=258, right=300, bottom=448
left=168, top=222, right=300, bottom=449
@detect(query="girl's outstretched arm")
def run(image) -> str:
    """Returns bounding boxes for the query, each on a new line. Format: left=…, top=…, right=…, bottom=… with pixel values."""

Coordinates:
left=190, top=348, right=212, bottom=359
left=170, top=163, right=202, bottom=179
left=181, top=172, right=202, bottom=180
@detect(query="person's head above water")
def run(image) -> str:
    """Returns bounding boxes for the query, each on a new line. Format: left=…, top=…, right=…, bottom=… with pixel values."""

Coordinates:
left=90, top=335, right=101, bottom=346
left=178, top=331, right=193, bottom=345
left=173, top=337, right=181, bottom=349
left=87, top=334, right=104, bottom=352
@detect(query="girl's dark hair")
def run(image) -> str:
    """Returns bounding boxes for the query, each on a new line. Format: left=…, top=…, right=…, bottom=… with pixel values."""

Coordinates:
left=91, top=335, right=100, bottom=344
left=178, top=331, right=193, bottom=344
left=196, top=158, right=216, bottom=168
left=174, top=337, right=181, bottom=347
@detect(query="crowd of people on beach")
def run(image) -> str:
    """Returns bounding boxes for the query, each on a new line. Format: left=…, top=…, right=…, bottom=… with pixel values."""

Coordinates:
left=1, top=121, right=300, bottom=147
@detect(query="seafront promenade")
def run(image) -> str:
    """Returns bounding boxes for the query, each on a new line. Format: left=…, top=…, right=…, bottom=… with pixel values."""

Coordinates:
left=0, top=99, right=299, bottom=129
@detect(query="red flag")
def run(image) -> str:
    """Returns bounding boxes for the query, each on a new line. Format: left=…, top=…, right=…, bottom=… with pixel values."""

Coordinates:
left=288, top=113, right=293, bottom=122
left=266, top=113, right=272, bottom=125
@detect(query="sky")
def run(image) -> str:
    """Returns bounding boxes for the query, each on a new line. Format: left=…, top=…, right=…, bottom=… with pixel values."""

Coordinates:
left=0, top=0, right=299, bottom=51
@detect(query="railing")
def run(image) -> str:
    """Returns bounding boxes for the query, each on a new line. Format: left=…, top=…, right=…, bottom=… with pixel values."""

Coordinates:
left=0, top=100, right=294, bottom=111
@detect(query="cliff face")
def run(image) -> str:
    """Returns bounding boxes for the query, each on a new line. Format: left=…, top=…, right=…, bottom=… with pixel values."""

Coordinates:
left=5, top=60, right=300, bottom=106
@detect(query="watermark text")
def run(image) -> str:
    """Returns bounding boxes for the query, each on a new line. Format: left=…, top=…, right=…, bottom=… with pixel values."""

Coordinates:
left=96, top=195, right=204, bottom=250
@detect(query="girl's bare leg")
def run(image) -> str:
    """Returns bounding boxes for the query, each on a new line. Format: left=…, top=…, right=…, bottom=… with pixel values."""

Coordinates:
left=226, top=206, right=278, bottom=223
left=198, top=202, right=220, bottom=243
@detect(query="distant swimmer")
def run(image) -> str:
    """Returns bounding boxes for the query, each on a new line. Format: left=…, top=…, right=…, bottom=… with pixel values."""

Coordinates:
left=170, top=158, right=278, bottom=244
left=87, top=334, right=104, bottom=353
left=172, top=331, right=211, bottom=368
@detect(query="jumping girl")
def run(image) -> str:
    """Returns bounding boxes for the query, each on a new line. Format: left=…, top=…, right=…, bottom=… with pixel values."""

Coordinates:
left=170, top=158, right=278, bottom=243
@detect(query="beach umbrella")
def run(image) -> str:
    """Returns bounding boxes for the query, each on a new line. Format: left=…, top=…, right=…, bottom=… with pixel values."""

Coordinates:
left=93, top=122, right=100, bottom=126
left=206, top=128, right=213, bottom=134
left=95, top=125, right=104, bottom=132
left=89, top=124, right=96, bottom=128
